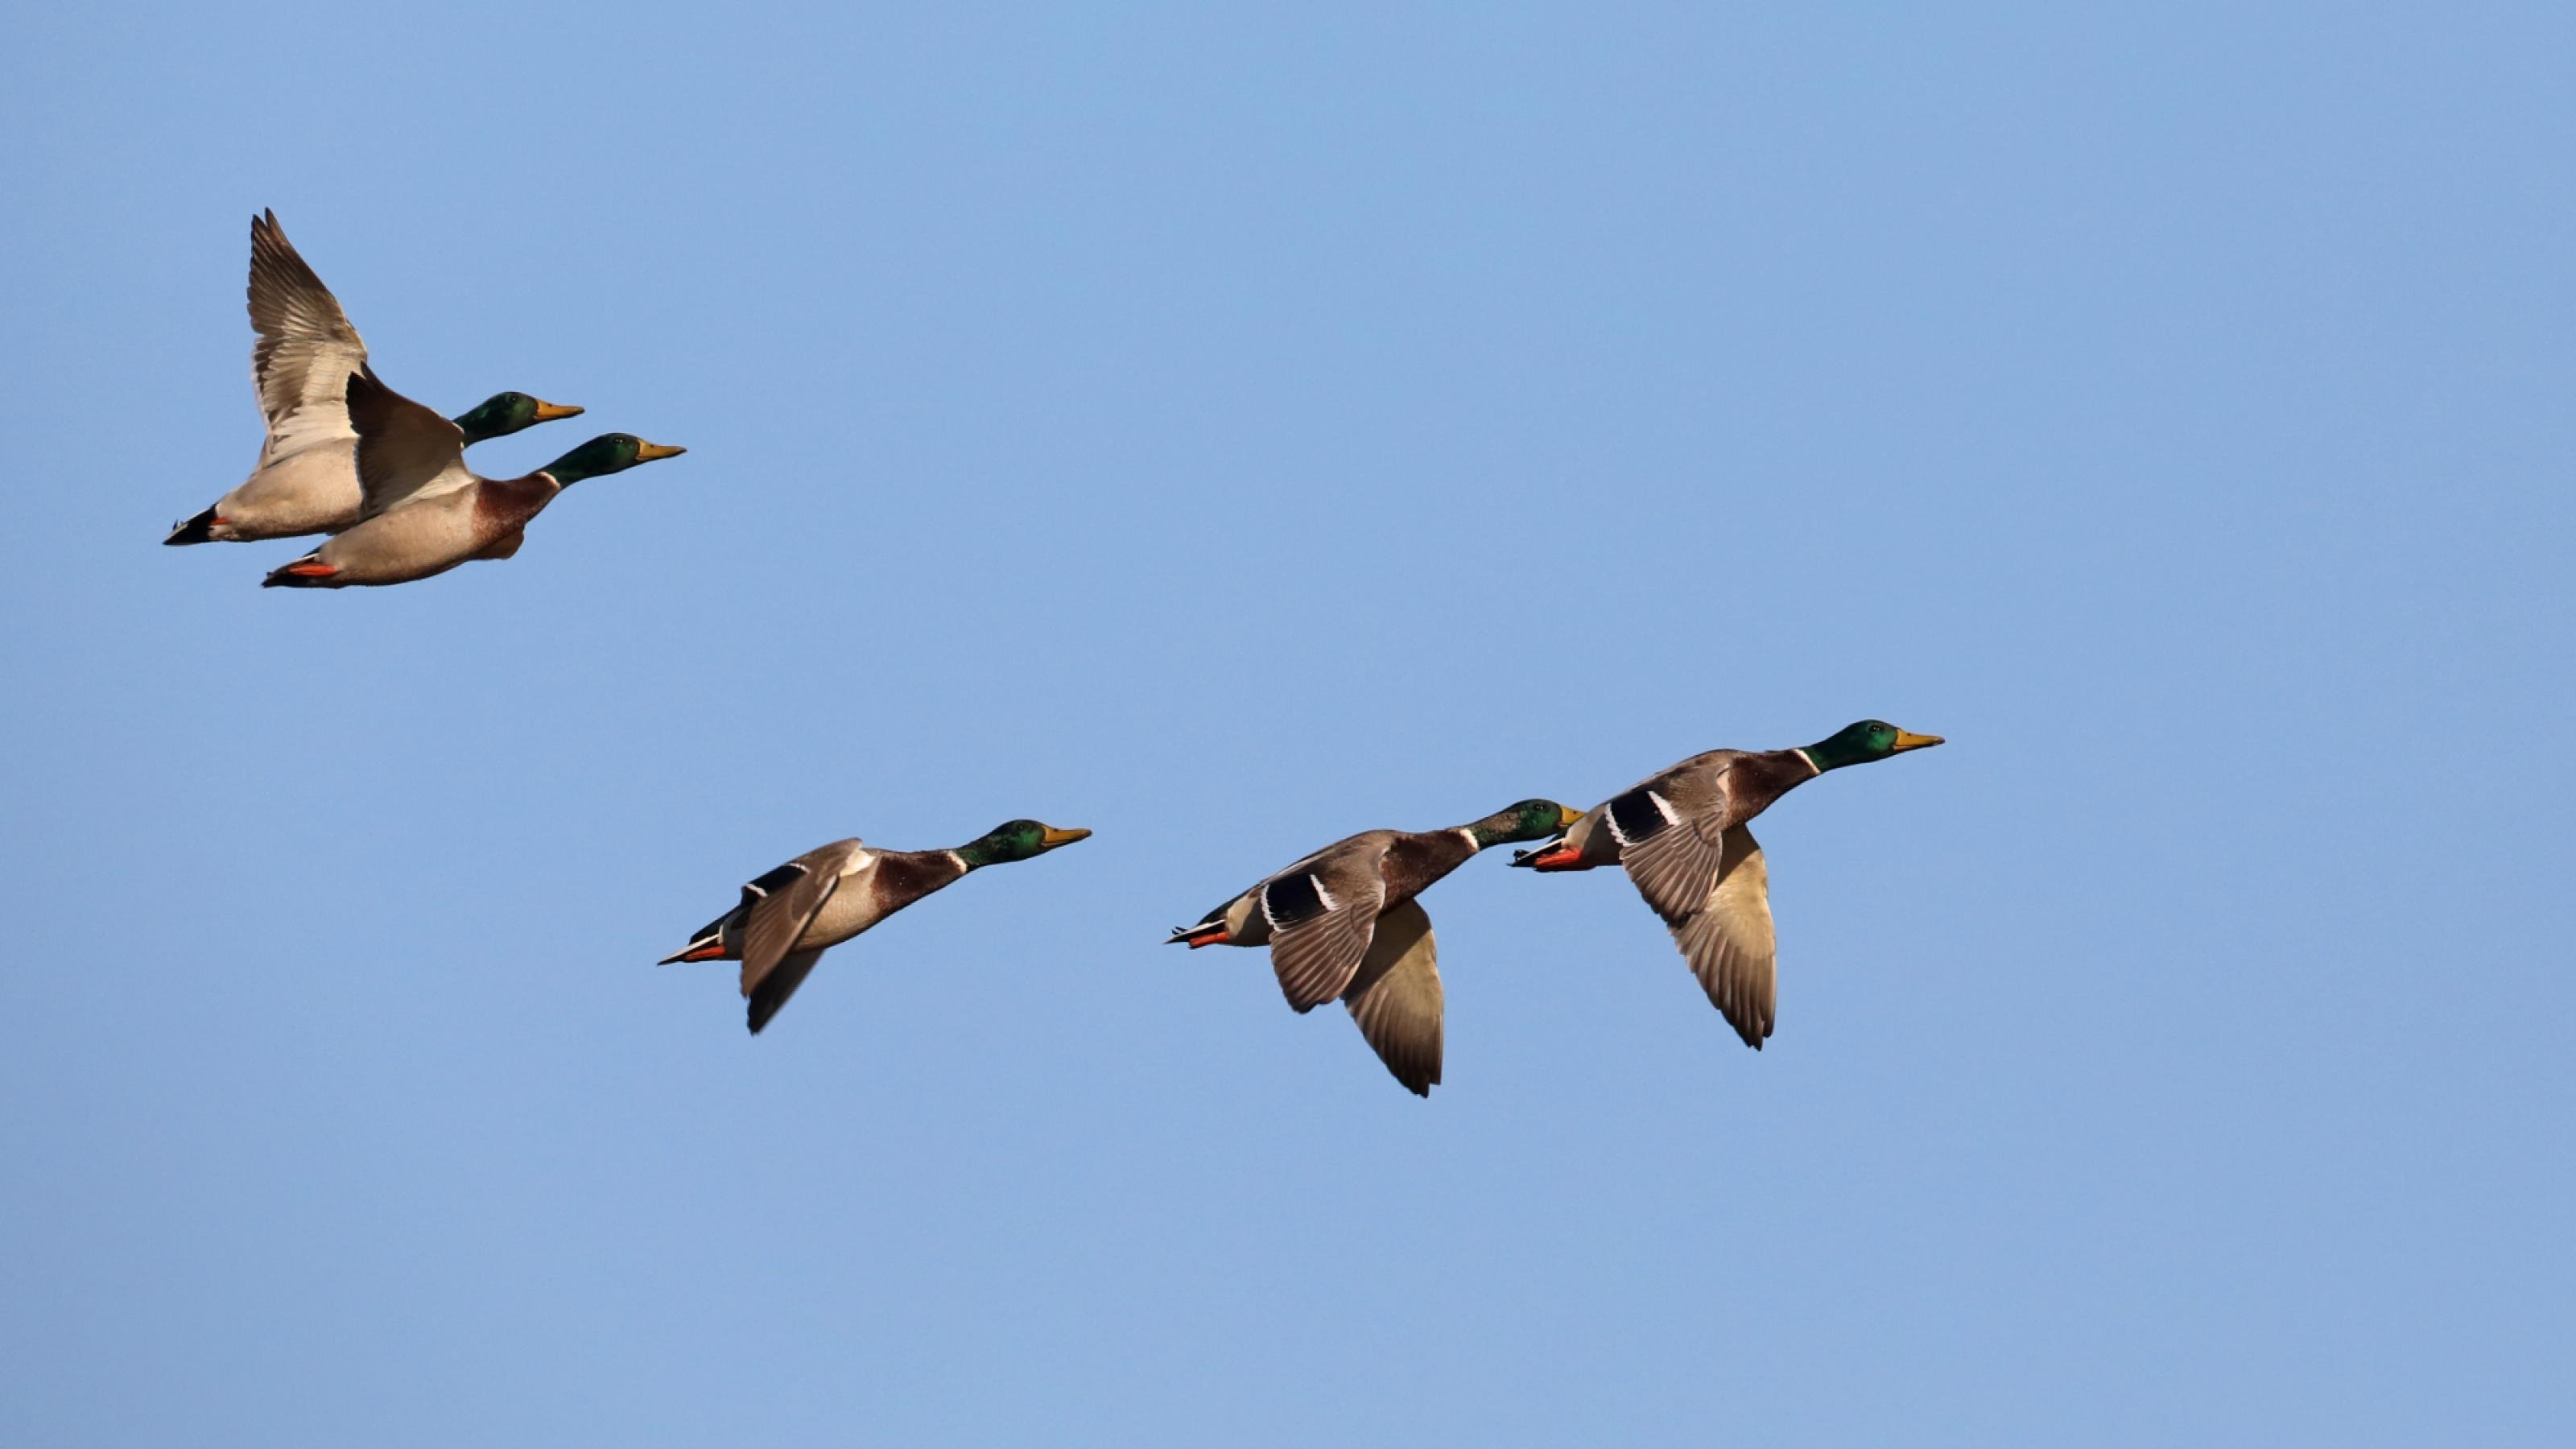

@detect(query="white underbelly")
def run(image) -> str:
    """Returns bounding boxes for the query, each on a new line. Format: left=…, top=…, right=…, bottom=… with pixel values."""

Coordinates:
left=799, top=883, right=890, bottom=951
left=221, top=440, right=362, bottom=537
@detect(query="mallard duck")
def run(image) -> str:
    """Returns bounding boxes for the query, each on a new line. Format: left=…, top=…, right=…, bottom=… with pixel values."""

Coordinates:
left=1165, top=799, right=1582, bottom=1096
left=1511, top=720, right=1942, bottom=1049
left=166, top=210, right=581, bottom=545
left=261, top=369, right=682, bottom=588
left=660, top=820, right=1092, bottom=1034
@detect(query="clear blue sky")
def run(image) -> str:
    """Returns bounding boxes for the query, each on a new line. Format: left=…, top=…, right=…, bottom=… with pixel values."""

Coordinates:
left=2, top=3, right=2570, bottom=1443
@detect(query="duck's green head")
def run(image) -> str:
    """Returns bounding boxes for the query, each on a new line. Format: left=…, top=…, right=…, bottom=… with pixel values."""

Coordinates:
left=539, top=432, right=687, bottom=486
left=449, top=391, right=584, bottom=444
left=958, top=819, right=1092, bottom=868
left=1802, top=720, right=1945, bottom=772
left=1470, top=799, right=1586, bottom=848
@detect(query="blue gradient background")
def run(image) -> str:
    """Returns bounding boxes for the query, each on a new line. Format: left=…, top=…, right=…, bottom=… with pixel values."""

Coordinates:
left=2, top=3, right=2570, bottom=1443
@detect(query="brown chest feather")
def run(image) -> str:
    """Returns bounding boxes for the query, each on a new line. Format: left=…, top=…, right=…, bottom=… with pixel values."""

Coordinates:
left=1728, top=749, right=1822, bottom=820
left=870, top=849, right=968, bottom=910
left=473, top=475, right=561, bottom=534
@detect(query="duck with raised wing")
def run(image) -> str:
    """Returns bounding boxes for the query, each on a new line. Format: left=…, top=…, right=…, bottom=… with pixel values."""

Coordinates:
left=261, top=369, right=681, bottom=588
left=1166, top=799, right=1581, bottom=1096
left=1511, top=720, right=1942, bottom=1050
left=661, top=820, right=1092, bottom=1034
left=167, top=210, right=581, bottom=545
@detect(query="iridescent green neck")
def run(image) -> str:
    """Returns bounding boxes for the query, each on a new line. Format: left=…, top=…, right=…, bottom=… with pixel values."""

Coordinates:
left=448, top=398, right=518, bottom=445
left=539, top=436, right=630, bottom=487
left=1802, top=720, right=1914, bottom=772
left=956, top=819, right=1087, bottom=867
left=955, top=822, right=1038, bottom=869
left=1464, top=799, right=1580, bottom=848
left=1801, top=730, right=1872, bottom=772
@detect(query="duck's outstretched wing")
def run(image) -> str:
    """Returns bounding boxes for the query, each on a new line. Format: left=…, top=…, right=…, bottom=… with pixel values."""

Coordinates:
left=247, top=210, right=369, bottom=464
left=748, top=950, right=826, bottom=1034
left=1341, top=898, right=1441, bottom=1096
left=1261, top=834, right=1390, bottom=1013
left=737, top=841, right=865, bottom=1029
left=345, top=366, right=470, bottom=518
left=1667, top=825, right=1777, bottom=1048
left=1602, top=761, right=1739, bottom=924
left=1596, top=756, right=1778, bottom=1047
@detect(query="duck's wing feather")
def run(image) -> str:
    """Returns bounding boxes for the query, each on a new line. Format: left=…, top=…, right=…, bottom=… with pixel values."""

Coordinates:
left=1671, top=825, right=1777, bottom=1048
left=737, top=843, right=862, bottom=1019
left=247, top=211, right=369, bottom=464
left=1604, top=761, right=1740, bottom=924
left=747, top=949, right=825, bottom=1034
left=1341, top=898, right=1441, bottom=1095
left=1261, top=834, right=1389, bottom=1012
left=345, top=366, right=471, bottom=519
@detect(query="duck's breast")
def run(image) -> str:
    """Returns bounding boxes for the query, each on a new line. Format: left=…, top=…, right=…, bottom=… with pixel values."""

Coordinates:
left=316, top=487, right=487, bottom=584
left=800, top=853, right=893, bottom=949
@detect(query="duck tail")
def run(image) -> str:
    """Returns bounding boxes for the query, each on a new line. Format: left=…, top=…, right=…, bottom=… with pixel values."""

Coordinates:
left=1510, top=840, right=1587, bottom=870
left=164, top=506, right=225, bottom=546
left=658, top=923, right=732, bottom=965
left=261, top=555, right=339, bottom=588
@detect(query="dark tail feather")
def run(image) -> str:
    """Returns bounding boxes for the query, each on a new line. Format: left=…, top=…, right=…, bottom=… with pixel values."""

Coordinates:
left=658, top=906, right=737, bottom=965
left=262, top=555, right=336, bottom=588
left=658, top=934, right=727, bottom=966
left=165, top=506, right=221, bottom=546
left=1512, top=840, right=1587, bottom=871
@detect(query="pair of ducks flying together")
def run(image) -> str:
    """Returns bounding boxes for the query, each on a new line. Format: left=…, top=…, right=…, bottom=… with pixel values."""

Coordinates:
left=664, top=720, right=1940, bottom=1098
left=163, top=212, right=684, bottom=587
